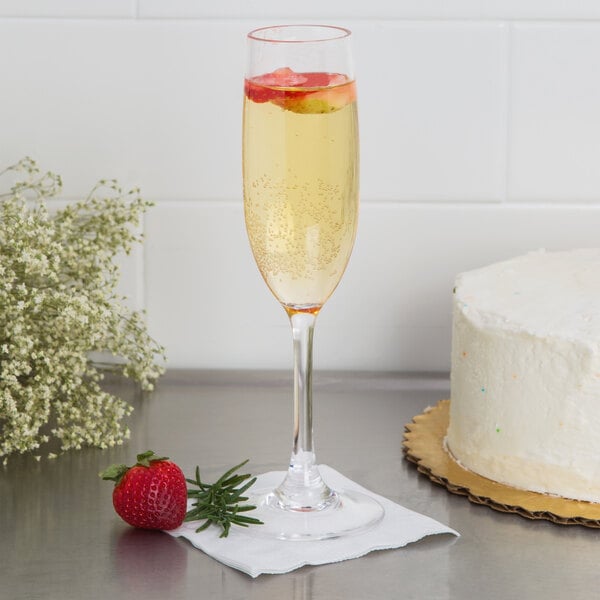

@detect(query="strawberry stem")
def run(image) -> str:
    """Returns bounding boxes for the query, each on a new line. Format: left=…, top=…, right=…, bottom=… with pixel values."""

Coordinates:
left=99, top=450, right=169, bottom=485
left=136, top=450, right=168, bottom=467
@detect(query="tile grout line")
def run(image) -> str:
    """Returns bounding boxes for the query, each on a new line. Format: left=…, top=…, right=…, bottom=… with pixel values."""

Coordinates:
left=137, top=197, right=600, bottom=209
left=503, top=21, right=514, bottom=203
left=3, top=15, right=600, bottom=23
left=140, top=211, right=148, bottom=313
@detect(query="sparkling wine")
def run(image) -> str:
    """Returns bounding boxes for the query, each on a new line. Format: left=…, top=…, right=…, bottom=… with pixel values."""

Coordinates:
left=243, top=69, right=359, bottom=313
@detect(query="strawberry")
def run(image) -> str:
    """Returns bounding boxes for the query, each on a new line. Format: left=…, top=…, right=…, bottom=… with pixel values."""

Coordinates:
left=252, top=66, right=308, bottom=87
left=100, top=450, right=187, bottom=531
left=245, top=67, right=356, bottom=114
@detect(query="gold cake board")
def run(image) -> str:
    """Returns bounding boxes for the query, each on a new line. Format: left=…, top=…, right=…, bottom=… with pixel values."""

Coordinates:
left=403, top=399, right=600, bottom=527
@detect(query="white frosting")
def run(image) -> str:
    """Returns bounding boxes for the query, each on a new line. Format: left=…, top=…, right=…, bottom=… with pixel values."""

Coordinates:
left=446, top=248, right=600, bottom=503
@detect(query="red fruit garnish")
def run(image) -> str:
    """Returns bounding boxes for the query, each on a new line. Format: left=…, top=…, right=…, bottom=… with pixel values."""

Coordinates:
left=252, top=66, right=308, bottom=87
left=100, top=450, right=187, bottom=531
left=244, top=67, right=355, bottom=112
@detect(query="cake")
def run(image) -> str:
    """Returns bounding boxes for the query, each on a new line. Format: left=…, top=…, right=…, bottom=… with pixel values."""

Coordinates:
left=446, top=248, right=600, bottom=503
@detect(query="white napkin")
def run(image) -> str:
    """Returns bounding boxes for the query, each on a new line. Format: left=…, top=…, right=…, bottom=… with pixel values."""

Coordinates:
left=167, top=465, right=459, bottom=578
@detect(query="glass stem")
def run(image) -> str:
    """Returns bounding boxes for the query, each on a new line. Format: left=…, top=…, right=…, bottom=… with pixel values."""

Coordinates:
left=291, top=311, right=316, bottom=461
left=274, top=311, right=337, bottom=511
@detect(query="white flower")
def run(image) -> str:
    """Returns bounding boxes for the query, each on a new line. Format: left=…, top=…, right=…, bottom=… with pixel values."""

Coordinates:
left=0, top=158, right=166, bottom=461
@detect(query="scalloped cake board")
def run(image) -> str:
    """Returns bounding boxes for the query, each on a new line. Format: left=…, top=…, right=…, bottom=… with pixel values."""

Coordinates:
left=403, top=399, right=600, bottom=527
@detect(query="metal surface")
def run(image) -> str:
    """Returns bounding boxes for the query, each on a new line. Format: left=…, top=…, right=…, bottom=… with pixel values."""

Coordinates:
left=2, top=370, right=600, bottom=599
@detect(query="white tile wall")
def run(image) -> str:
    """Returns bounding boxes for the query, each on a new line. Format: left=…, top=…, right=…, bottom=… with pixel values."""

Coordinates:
left=1, top=4, right=600, bottom=372
left=135, top=0, right=600, bottom=20
left=0, top=19, right=254, bottom=201
left=356, top=22, right=507, bottom=202
left=0, top=0, right=135, bottom=18
left=509, top=23, right=600, bottom=201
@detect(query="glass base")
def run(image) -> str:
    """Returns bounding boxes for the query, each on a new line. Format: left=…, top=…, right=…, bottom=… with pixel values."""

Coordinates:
left=244, top=487, right=384, bottom=541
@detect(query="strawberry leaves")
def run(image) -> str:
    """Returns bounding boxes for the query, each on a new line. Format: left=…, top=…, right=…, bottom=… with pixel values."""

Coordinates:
left=99, top=463, right=129, bottom=484
left=99, top=450, right=170, bottom=484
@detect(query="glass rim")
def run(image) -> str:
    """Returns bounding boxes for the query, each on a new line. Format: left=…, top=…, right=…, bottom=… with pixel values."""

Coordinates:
left=247, top=24, right=351, bottom=44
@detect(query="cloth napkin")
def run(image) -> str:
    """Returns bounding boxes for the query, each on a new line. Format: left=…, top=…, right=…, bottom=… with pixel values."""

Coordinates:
left=167, top=465, right=459, bottom=577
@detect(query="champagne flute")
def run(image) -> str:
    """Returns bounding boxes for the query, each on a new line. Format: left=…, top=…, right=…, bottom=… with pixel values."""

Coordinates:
left=243, top=25, right=383, bottom=540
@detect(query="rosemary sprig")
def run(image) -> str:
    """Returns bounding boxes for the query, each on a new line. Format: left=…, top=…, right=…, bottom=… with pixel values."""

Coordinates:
left=184, top=459, right=263, bottom=538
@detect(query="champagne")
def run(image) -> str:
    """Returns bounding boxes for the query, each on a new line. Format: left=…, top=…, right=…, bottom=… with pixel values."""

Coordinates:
left=243, top=70, right=359, bottom=313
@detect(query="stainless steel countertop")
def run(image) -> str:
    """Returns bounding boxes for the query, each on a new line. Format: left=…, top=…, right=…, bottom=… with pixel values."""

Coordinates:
left=2, top=370, right=599, bottom=599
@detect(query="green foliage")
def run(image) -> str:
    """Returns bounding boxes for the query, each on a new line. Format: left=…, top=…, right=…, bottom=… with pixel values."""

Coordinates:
left=0, top=158, right=165, bottom=462
left=185, top=460, right=263, bottom=537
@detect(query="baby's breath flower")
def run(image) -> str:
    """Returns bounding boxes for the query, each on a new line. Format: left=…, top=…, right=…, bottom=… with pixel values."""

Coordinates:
left=0, top=158, right=166, bottom=460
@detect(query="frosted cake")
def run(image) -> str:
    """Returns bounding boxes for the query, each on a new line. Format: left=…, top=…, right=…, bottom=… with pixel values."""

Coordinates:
left=446, top=248, right=600, bottom=503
